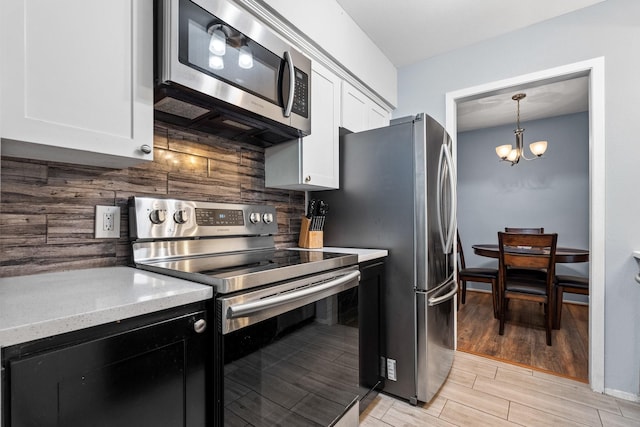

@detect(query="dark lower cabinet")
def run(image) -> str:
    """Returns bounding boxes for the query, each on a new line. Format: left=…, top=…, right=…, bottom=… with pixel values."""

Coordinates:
left=358, top=258, right=386, bottom=412
left=2, top=303, right=210, bottom=427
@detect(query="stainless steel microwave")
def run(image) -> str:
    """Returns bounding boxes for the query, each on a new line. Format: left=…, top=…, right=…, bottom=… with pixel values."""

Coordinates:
left=155, top=0, right=311, bottom=146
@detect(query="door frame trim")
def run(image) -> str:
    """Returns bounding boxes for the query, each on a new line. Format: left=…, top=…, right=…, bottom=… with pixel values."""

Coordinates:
left=445, top=57, right=605, bottom=392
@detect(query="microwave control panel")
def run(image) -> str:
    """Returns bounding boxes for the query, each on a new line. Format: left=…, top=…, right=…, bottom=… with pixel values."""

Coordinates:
left=292, top=69, right=309, bottom=118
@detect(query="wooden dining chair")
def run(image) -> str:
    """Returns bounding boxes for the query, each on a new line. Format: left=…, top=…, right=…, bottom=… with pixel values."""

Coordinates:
left=504, top=227, right=544, bottom=234
left=498, top=232, right=558, bottom=346
left=554, top=275, right=589, bottom=329
left=504, top=227, right=546, bottom=279
left=457, top=232, right=499, bottom=318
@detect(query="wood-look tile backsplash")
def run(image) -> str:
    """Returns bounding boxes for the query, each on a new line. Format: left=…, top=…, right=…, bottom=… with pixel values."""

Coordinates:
left=0, top=123, right=305, bottom=278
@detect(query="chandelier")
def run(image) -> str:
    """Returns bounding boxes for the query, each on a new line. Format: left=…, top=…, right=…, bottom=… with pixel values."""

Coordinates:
left=495, top=93, right=548, bottom=165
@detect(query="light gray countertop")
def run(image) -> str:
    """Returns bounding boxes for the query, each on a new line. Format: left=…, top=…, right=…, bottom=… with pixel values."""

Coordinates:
left=0, top=266, right=213, bottom=347
left=290, top=247, right=388, bottom=263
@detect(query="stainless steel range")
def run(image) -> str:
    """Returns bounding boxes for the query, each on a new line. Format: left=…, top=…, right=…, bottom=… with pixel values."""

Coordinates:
left=129, top=197, right=361, bottom=426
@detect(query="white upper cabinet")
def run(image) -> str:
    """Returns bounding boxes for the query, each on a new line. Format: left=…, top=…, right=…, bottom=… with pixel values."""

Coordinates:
left=258, top=0, right=397, bottom=108
left=341, top=81, right=390, bottom=133
left=266, top=61, right=341, bottom=190
left=368, top=101, right=391, bottom=131
left=0, top=0, right=154, bottom=168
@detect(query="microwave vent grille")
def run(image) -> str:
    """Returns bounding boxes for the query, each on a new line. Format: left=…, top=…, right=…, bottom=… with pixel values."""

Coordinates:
left=155, top=97, right=210, bottom=120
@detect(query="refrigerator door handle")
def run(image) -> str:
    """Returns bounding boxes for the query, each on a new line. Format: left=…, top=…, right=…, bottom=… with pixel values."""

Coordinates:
left=436, top=145, right=446, bottom=251
left=436, top=142, right=456, bottom=254
left=427, top=279, right=458, bottom=306
left=443, top=143, right=456, bottom=253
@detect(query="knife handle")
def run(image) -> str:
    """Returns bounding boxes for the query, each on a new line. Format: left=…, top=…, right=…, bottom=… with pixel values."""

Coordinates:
left=307, top=199, right=317, bottom=218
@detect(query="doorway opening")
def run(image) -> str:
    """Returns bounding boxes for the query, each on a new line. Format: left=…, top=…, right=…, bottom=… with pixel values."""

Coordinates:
left=445, top=57, right=605, bottom=392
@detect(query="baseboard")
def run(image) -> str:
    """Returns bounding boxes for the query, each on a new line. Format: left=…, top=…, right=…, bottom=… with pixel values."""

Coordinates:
left=466, top=288, right=492, bottom=294
left=563, top=300, right=589, bottom=306
left=466, top=288, right=589, bottom=305
left=604, top=387, right=640, bottom=402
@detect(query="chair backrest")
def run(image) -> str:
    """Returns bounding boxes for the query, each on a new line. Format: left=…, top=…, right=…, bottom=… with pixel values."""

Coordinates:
left=498, top=232, right=558, bottom=280
left=456, top=231, right=466, bottom=270
left=504, top=227, right=544, bottom=234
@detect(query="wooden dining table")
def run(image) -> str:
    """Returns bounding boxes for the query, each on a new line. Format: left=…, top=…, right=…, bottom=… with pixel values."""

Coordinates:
left=472, top=243, right=589, bottom=333
left=472, top=244, right=589, bottom=263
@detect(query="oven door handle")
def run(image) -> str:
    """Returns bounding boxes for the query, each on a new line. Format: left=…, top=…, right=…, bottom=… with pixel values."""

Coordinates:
left=227, top=270, right=361, bottom=319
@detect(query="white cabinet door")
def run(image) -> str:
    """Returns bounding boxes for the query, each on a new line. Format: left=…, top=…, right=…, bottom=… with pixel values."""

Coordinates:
left=0, top=0, right=153, bottom=168
left=341, top=82, right=368, bottom=133
left=368, top=102, right=390, bottom=130
left=266, top=61, right=340, bottom=190
left=300, top=62, right=340, bottom=189
left=341, top=81, right=389, bottom=133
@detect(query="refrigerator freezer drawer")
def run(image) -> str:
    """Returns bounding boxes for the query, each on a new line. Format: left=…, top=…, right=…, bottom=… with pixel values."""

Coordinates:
left=415, top=280, right=457, bottom=403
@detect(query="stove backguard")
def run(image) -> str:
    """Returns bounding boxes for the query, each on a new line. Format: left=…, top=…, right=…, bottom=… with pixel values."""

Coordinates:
left=129, top=196, right=278, bottom=241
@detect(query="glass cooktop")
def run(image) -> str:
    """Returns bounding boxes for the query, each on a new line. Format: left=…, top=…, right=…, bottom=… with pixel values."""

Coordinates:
left=137, top=249, right=358, bottom=294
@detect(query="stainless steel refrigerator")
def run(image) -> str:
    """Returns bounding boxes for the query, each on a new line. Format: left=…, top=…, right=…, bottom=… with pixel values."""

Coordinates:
left=317, top=113, right=457, bottom=404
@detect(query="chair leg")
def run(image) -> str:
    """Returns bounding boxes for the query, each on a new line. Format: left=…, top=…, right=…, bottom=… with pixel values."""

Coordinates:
left=499, top=294, right=506, bottom=335
left=545, top=299, right=553, bottom=346
left=491, top=279, right=499, bottom=319
left=554, top=286, right=563, bottom=329
left=461, top=279, right=467, bottom=304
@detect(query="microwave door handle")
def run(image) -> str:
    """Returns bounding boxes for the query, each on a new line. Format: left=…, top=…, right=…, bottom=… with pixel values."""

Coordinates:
left=283, top=51, right=295, bottom=117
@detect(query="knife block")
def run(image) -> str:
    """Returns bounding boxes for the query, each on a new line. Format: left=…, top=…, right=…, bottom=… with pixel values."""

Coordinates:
left=298, top=216, right=323, bottom=249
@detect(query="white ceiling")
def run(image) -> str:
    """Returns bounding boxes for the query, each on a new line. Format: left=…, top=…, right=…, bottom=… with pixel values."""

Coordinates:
left=335, top=0, right=605, bottom=68
left=335, top=0, right=603, bottom=130
left=457, top=76, right=589, bottom=132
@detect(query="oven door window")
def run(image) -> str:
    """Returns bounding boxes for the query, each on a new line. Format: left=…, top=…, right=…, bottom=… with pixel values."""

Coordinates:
left=178, top=0, right=284, bottom=107
left=221, top=286, right=359, bottom=426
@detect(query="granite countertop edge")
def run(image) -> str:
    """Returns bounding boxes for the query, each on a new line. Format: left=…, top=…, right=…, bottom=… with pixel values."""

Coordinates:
left=0, top=267, right=213, bottom=348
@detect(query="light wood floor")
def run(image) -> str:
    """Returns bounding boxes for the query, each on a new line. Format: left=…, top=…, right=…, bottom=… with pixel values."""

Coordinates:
left=360, top=351, right=640, bottom=426
left=457, top=290, right=589, bottom=381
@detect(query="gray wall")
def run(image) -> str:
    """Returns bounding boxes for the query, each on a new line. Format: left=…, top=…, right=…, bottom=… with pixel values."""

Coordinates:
left=395, top=0, right=640, bottom=397
left=458, top=113, right=589, bottom=296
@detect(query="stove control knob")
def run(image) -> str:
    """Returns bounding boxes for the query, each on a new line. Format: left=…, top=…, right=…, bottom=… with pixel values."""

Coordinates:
left=173, top=209, right=189, bottom=224
left=262, top=213, right=274, bottom=224
left=149, top=209, right=166, bottom=224
left=249, top=212, right=261, bottom=224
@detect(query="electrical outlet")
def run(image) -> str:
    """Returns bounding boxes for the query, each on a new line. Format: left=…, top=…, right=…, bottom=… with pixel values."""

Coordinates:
left=95, top=206, right=121, bottom=239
